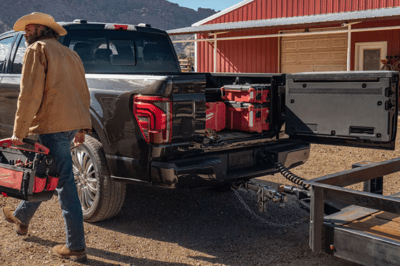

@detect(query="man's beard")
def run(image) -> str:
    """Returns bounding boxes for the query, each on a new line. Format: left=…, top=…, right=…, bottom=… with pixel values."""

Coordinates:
left=25, top=28, right=42, bottom=46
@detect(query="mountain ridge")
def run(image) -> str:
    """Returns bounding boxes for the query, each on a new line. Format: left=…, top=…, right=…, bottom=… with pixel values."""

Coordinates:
left=0, top=0, right=216, bottom=33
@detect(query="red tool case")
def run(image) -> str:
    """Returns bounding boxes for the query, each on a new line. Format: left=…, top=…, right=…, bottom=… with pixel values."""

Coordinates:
left=221, top=84, right=270, bottom=104
left=225, top=101, right=270, bottom=133
left=206, top=102, right=226, bottom=132
left=0, top=138, right=58, bottom=202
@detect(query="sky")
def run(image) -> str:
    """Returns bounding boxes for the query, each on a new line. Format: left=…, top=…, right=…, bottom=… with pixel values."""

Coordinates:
left=168, top=0, right=245, bottom=11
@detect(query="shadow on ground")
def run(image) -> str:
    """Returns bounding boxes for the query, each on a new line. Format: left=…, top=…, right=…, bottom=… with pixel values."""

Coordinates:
left=89, top=179, right=328, bottom=266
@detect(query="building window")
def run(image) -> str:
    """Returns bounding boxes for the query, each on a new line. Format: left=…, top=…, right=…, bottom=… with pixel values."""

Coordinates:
left=355, top=41, right=387, bottom=71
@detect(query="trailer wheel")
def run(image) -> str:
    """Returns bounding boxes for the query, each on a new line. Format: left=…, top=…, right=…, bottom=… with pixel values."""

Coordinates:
left=71, top=135, right=126, bottom=222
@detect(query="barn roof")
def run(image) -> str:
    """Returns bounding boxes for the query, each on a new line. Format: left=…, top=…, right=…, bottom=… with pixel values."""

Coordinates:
left=168, top=6, right=400, bottom=35
left=192, top=0, right=255, bottom=26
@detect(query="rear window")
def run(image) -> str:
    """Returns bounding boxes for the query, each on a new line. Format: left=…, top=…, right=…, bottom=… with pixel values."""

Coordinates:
left=64, top=29, right=180, bottom=74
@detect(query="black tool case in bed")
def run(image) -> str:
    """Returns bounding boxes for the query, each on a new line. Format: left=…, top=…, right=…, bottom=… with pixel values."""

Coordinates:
left=0, top=138, right=58, bottom=202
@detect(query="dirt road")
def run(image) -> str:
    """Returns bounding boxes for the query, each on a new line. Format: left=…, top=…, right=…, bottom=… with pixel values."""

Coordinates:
left=2, top=132, right=400, bottom=265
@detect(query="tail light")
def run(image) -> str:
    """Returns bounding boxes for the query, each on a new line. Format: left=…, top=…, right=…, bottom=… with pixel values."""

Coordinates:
left=133, top=95, right=172, bottom=144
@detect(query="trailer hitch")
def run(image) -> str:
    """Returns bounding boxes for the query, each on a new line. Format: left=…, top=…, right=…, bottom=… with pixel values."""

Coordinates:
left=279, top=185, right=311, bottom=211
left=233, top=181, right=287, bottom=213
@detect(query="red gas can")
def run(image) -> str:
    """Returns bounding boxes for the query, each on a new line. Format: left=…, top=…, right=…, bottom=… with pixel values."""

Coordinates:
left=221, top=84, right=270, bottom=103
left=226, top=102, right=269, bottom=133
left=206, top=102, right=226, bottom=132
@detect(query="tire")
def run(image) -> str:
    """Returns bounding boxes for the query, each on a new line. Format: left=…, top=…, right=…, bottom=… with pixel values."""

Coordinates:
left=71, top=135, right=126, bottom=222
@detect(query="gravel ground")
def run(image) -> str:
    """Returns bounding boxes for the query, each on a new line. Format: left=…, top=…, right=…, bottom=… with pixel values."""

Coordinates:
left=2, top=127, right=400, bottom=265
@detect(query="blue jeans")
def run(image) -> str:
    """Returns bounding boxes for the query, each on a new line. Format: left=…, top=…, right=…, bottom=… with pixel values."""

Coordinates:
left=14, top=130, right=86, bottom=250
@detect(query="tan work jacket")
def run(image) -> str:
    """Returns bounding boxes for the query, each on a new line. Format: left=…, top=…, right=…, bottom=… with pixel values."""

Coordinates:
left=13, top=37, right=92, bottom=138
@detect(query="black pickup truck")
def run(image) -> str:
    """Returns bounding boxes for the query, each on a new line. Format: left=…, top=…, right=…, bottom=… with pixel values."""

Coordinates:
left=0, top=20, right=398, bottom=222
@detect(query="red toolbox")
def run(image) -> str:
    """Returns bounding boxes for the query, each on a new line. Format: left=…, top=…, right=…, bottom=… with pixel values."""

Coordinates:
left=221, top=84, right=270, bottom=103
left=0, top=138, right=58, bottom=202
left=226, top=102, right=270, bottom=133
left=206, top=102, right=226, bottom=132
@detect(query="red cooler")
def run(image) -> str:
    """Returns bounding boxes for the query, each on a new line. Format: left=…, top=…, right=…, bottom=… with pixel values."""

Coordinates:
left=226, top=102, right=270, bottom=133
left=221, top=84, right=270, bottom=103
left=206, top=102, right=226, bottom=132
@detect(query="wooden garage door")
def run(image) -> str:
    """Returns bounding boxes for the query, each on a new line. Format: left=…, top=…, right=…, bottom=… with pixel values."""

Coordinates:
left=281, top=33, right=347, bottom=73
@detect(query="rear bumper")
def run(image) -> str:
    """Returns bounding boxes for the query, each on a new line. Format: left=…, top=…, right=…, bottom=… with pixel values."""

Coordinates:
left=150, top=140, right=310, bottom=188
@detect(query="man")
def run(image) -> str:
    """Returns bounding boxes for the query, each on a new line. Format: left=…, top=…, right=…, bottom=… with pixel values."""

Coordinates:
left=2, top=12, right=91, bottom=262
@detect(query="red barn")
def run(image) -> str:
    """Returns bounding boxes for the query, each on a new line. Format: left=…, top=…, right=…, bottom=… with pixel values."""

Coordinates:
left=168, top=0, right=400, bottom=73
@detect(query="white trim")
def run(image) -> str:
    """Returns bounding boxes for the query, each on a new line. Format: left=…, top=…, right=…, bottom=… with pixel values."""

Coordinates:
left=278, top=33, right=281, bottom=73
left=214, top=34, right=217, bottom=72
left=194, top=34, right=198, bottom=72
left=192, top=0, right=255, bottom=26
left=347, top=24, right=352, bottom=71
left=355, top=41, right=388, bottom=70
left=173, top=24, right=400, bottom=43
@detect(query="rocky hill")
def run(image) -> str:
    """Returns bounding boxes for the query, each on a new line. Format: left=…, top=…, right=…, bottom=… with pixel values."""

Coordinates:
left=0, top=0, right=215, bottom=34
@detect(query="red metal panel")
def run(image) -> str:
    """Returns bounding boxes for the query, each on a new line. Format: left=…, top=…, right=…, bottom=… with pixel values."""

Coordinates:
left=310, top=0, right=315, bottom=15
left=258, top=0, right=263, bottom=19
left=204, top=0, right=400, bottom=25
left=304, top=0, right=309, bottom=15
left=293, top=0, right=298, bottom=16
left=352, top=0, right=358, bottom=11
left=261, top=0, right=266, bottom=19
left=283, top=0, right=288, bottom=17
left=263, top=34, right=267, bottom=72
left=321, top=0, right=326, bottom=14
left=359, top=0, right=365, bottom=10
left=254, top=1, right=259, bottom=19
left=271, top=30, right=278, bottom=73
left=298, top=0, right=304, bottom=16
left=266, top=0, right=272, bottom=19
left=237, top=37, right=243, bottom=73
left=288, top=0, right=293, bottom=17
left=328, top=0, right=333, bottom=12
left=367, top=0, right=373, bottom=9
left=243, top=4, right=248, bottom=21
left=277, top=0, right=282, bottom=17
left=315, top=0, right=321, bottom=14
left=333, top=0, right=339, bottom=12
left=272, top=0, right=277, bottom=18
left=345, top=0, right=352, bottom=11
left=339, top=0, right=345, bottom=12
left=249, top=30, right=254, bottom=71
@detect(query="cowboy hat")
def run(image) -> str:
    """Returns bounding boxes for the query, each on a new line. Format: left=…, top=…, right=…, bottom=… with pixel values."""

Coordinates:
left=13, top=12, right=67, bottom=36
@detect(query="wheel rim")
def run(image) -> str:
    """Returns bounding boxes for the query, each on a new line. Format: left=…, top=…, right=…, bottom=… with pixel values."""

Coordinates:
left=71, top=146, right=99, bottom=212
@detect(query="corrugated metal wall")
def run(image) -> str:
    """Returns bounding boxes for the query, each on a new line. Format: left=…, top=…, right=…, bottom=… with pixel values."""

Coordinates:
left=206, top=0, right=400, bottom=24
left=196, top=0, right=400, bottom=73
left=197, top=29, right=279, bottom=73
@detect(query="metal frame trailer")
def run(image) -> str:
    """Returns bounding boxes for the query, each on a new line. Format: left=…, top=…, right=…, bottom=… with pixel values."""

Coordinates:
left=306, top=157, right=400, bottom=266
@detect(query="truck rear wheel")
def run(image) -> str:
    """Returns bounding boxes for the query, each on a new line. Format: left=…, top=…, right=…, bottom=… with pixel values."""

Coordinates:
left=71, top=134, right=126, bottom=222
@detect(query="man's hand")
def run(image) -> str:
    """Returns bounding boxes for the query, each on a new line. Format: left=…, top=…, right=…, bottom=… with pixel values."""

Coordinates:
left=11, top=135, right=24, bottom=146
left=73, top=132, right=85, bottom=147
